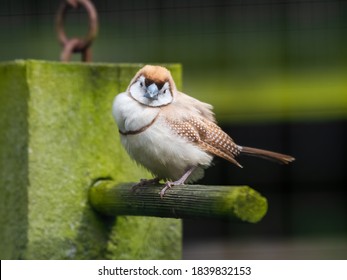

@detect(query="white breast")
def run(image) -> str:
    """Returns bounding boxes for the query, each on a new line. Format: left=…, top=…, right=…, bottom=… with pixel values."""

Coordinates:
left=112, top=93, right=213, bottom=181
left=112, top=92, right=160, bottom=133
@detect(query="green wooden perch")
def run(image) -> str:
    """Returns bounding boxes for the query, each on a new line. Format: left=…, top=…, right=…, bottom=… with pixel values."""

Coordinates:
left=89, top=181, right=268, bottom=223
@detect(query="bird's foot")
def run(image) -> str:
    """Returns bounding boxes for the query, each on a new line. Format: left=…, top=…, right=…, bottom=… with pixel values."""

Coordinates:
left=160, top=180, right=176, bottom=199
left=131, top=177, right=160, bottom=192
left=159, top=176, right=190, bottom=198
left=160, top=166, right=196, bottom=198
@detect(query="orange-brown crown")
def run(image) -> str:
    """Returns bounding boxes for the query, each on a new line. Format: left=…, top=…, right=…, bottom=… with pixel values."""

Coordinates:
left=140, top=65, right=171, bottom=84
left=129, top=65, right=177, bottom=92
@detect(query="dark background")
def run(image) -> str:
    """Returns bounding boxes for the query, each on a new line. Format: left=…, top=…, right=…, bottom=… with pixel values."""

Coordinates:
left=1, top=0, right=346, bottom=259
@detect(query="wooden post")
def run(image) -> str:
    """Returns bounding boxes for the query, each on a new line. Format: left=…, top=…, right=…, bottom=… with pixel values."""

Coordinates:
left=0, top=60, right=182, bottom=260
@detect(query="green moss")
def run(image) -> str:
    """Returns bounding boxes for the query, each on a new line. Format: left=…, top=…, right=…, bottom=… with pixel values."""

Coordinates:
left=107, top=216, right=182, bottom=260
left=0, top=61, right=29, bottom=259
left=217, top=187, right=268, bottom=223
left=0, top=60, right=182, bottom=259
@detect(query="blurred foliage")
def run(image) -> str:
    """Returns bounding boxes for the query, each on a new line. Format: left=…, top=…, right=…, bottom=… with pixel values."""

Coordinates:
left=0, top=0, right=346, bottom=122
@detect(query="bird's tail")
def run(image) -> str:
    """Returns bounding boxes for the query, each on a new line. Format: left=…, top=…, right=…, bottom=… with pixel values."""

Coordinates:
left=240, top=146, right=295, bottom=164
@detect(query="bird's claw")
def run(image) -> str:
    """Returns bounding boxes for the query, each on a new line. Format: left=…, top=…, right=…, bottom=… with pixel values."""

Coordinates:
left=160, top=181, right=174, bottom=199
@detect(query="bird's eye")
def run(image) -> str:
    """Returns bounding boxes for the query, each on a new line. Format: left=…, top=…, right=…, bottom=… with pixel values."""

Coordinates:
left=139, top=82, right=144, bottom=87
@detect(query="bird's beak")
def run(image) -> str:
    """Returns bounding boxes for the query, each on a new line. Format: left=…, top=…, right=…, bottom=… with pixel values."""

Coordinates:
left=144, top=83, right=159, bottom=100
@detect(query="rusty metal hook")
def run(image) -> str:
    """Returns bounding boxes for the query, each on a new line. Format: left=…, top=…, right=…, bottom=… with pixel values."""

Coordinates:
left=56, top=0, right=98, bottom=62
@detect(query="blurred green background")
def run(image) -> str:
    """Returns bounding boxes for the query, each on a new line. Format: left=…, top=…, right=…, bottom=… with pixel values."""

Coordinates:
left=1, top=0, right=346, bottom=259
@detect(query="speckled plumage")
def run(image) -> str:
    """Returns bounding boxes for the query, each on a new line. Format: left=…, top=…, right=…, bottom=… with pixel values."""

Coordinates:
left=166, top=117, right=243, bottom=168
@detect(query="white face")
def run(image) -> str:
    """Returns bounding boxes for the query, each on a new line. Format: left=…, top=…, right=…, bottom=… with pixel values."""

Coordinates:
left=129, top=75, right=173, bottom=107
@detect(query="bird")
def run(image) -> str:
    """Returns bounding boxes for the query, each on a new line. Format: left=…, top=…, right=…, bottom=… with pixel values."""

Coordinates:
left=112, top=65, right=295, bottom=198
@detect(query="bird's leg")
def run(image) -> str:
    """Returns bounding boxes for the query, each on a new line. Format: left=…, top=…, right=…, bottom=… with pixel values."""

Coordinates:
left=131, top=177, right=160, bottom=192
left=160, top=166, right=196, bottom=198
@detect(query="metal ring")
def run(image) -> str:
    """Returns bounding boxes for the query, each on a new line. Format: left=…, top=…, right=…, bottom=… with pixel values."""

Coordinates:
left=56, top=0, right=98, bottom=61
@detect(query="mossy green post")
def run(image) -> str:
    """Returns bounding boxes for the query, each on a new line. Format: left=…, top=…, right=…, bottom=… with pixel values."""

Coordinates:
left=0, top=60, right=182, bottom=260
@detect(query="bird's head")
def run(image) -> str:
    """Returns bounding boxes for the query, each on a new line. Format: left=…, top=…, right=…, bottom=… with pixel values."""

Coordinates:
left=127, top=65, right=176, bottom=107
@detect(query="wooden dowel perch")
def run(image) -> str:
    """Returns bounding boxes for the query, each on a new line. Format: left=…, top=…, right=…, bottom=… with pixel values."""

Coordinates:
left=89, top=180, right=268, bottom=223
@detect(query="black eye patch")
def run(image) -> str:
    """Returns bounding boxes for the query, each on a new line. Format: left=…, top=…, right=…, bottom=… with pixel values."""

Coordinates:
left=144, top=78, right=165, bottom=90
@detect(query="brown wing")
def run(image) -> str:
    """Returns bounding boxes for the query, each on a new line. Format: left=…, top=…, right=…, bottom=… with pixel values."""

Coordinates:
left=166, top=117, right=243, bottom=168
